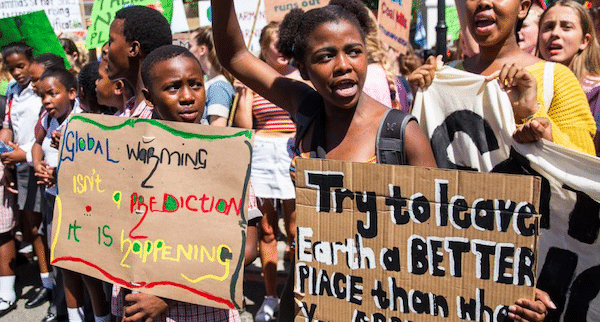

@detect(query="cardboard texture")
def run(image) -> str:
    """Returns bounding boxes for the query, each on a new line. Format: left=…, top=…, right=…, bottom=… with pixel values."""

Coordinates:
left=295, top=159, right=540, bottom=322
left=50, top=114, right=253, bottom=310
left=0, top=11, right=71, bottom=69
left=0, top=0, right=85, bottom=32
left=263, top=0, right=327, bottom=23
left=85, top=0, right=173, bottom=49
left=377, top=0, right=412, bottom=54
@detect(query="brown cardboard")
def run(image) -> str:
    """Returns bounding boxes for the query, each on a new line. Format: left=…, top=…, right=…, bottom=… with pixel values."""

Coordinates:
left=263, top=0, right=328, bottom=22
left=377, top=0, right=413, bottom=53
left=295, top=159, right=540, bottom=321
left=50, top=114, right=253, bottom=310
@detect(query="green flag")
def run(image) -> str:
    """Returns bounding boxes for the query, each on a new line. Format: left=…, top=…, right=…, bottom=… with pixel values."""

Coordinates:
left=0, top=11, right=71, bottom=69
left=86, top=0, right=174, bottom=49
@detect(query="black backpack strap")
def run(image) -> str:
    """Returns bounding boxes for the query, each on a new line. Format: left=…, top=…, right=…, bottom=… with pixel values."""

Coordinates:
left=376, top=109, right=417, bottom=165
left=293, top=91, right=325, bottom=156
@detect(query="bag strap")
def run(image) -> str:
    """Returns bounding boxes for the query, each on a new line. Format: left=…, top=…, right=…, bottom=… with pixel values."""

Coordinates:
left=293, top=91, right=324, bottom=157
left=543, top=61, right=555, bottom=112
left=376, top=109, right=416, bottom=165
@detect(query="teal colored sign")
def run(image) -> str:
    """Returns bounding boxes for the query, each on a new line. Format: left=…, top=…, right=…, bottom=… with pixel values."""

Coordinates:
left=0, top=11, right=71, bottom=69
left=86, top=0, right=174, bottom=49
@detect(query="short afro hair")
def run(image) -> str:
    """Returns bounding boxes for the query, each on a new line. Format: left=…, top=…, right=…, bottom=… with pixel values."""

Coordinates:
left=78, top=61, right=100, bottom=100
left=141, top=45, right=201, bottom=90
left=278, top=0, right=373, bottom=64
left=2, top=42, right=33, bottom=62
left=40, top=67, right=78, bottom=92
left=114, top=5, right=172, bottom=57
left=33, top=53, right=66, bottom=70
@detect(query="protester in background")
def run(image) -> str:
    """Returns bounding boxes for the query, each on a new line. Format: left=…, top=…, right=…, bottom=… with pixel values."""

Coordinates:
left=95, top=59, right=133, bottom=114
left=413, top=0, right=595, bottom=156
left=232, top=21, right=299, bottom=322
left=60, top=38, right=83, bottom=75
left=364, top=10, right=400, bottom=109
left=396, top=44, right=423, bottom=111
left=105, top=5, right=172, bottom=119
left=29, top=54, right=66, bottom=95
left=537, top=0, right=600, bottom=155
left=1, top=42, right=55, bottom=316
left=518, top=3, right=544, bottom=54
left=189, top=26, right=235, bottom=126
left=0, top=54, right=15, bottom=319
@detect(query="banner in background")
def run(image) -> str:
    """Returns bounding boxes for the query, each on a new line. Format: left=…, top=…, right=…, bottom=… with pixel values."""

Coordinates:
left=0, top=0, right=85, bottom=32
left=86, top=0, right=173, bottom=49
left=378, top=0, right=412, bottom=53
left=0, top=11, right=71, bottom=69
left=263, top=0, right=327, bottom=22
left=51, top=114, right=253, bottom=309
left=198, top=0, right=266, bottom=54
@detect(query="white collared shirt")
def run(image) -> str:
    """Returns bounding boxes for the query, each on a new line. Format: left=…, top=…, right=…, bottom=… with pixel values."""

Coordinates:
left=4, top=81, right=42, bottom=163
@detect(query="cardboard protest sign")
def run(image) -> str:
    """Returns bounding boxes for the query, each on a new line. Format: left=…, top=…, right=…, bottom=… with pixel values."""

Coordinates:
left=0, top=11, right=71, bottom=69
left=413, top=66, right=600, bottom=321
left=263, top=0, right=327, bottom=22
left=0, top=0, right=84, bottom=32
left=51, top=114, right=253, bottom=309
left=378, top=0, right=412, bottom=53
left=86, top=0, right=173, bottom=49
left=198, top=0, right=266, bottom=54
left=295, top=158, right=540, bottom=321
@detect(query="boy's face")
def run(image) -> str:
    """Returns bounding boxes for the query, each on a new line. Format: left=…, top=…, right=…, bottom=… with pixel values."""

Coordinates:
left=107, top=18, right=131, bottom=80
left=144, top=56, right=205, bottom=123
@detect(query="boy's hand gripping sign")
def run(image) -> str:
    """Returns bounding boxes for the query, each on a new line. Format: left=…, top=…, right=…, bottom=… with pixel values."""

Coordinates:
left=294, top=159, right=540, bottom=322
left=51, top=114, right=253, bottom=310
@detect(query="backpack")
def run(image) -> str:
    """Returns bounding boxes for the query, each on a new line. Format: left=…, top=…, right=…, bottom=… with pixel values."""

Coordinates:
left=294, top=91, right=416, bottom=165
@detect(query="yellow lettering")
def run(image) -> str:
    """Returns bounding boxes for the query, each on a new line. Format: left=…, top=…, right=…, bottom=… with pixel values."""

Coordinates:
left=119, top=230, right=131, bottom=268
left=177, top=244, right=193, bottom=261
left=200, top=245, right=215, bottom=262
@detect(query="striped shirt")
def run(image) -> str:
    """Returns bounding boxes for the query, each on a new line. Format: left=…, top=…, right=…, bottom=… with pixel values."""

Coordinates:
left=115, top=97, right=154, bottom=119
left=252, top=94, right=295, bottom=132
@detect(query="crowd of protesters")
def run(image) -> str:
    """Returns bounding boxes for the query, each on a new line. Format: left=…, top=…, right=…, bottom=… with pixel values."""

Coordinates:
left=0, top=0, right=598, bottom=321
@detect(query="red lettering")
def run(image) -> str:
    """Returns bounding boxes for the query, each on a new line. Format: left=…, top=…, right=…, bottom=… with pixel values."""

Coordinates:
left=162, top=193, right=179, bottom=212
left=186, top=195, right=198, bottom=212
left=396, top=12, right=407, bottom=28
left=130, top=192, right=138, bottom=213
left=149, top=196, right=157, bottom=213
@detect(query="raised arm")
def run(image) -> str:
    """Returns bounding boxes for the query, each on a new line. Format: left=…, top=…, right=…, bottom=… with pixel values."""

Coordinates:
left=210, top=0, right=310, bottom=116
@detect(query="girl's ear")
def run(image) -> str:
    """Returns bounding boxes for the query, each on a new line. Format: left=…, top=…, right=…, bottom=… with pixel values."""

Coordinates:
left=518, top=0, right=532, bottom=20
left=580, top=33, right=592, bottom=51
left=68, top=87, right=77, bottom=101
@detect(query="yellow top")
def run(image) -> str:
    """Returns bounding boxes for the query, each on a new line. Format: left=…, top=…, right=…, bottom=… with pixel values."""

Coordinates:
left=526, top=61, right=596, bottom=155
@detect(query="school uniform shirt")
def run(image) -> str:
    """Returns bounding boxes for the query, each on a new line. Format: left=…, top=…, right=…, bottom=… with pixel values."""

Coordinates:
left=41, top=99, right=83, bottom=196
left=4, top=81, right=42, bottom=163
left=114, top=96, right=154, bottom=119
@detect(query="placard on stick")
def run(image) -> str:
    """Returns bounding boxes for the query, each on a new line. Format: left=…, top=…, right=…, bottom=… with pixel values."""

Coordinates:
left=263, top=0, right=327, bottom=22
left=51, top=114, right=253, bottom=309
left=0, top=11, right=71, bottom=69
left=377, top=0, right=412, bottom=53
left=295, top=159, right=540, bottom=321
